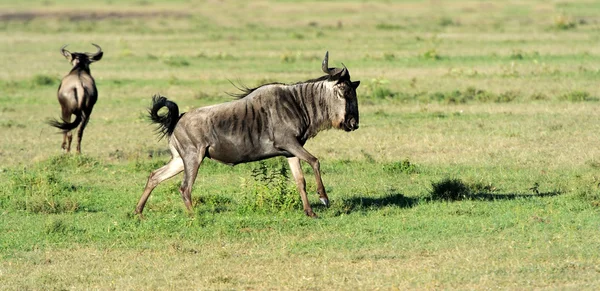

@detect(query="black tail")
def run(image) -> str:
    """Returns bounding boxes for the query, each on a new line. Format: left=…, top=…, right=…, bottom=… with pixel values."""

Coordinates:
left=47, top=110, right=82, bottom=131
left=149, top=94, right=181, bottom=139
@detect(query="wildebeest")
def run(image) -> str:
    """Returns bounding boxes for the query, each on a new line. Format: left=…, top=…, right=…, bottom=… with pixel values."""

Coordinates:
left=136, top=51, right=360, bottom=217
left=47, top=43, right=103, bottom=153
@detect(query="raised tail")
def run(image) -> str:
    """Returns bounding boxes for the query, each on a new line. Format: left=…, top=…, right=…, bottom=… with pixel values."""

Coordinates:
left=149, top=94, right=181, bottom=139
left=47, top=110, right=82, bottom=131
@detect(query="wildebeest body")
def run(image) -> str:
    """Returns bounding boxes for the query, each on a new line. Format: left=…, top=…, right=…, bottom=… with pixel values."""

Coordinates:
left=179, top=82, right=334, bottom=165
left=136, top=52, right=360, bottom=217
left=48, top=44, right=103, bottom=153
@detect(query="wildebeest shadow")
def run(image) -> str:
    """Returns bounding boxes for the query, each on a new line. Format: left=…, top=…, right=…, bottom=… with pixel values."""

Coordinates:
left=318, top=190, right=562, bottom=216
left=315, top=191, right=419, bottom=216
left=463, top=191, right=562, bottom=201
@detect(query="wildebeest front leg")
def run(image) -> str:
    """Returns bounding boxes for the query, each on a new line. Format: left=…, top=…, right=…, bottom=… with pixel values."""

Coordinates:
left=283, top=141, right=330, bottom=216
left=287, top=157, right=316, bottom=217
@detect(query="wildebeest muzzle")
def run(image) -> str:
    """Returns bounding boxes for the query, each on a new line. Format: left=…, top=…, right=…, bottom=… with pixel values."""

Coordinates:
left=343, top=116, right=359, bottom=132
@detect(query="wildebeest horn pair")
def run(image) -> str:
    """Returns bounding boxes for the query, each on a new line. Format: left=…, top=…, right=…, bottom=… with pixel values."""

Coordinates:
left=60, top=43, right=103, bottom=60
left=321, top=51, right=347, bottom=78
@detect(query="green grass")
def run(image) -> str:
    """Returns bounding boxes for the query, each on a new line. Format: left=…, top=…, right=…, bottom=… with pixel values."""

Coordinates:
left=1, top=0, right=600, bottom=289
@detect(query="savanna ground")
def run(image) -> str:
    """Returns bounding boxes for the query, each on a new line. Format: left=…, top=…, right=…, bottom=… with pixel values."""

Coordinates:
left=1, top=0, right=600, bottom=289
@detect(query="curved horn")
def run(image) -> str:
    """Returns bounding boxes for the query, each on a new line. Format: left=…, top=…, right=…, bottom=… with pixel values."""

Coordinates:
left=321, top=51, right=330, bottom=75
left=60, top=44, right=70, bottom=57
left=89, top=43, right=102, bottom=57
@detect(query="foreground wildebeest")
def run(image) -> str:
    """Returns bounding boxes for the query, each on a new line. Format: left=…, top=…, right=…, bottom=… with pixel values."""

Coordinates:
left=47, top=43, right=103, bottom=153
left=136, top=52, right=360, bottom=217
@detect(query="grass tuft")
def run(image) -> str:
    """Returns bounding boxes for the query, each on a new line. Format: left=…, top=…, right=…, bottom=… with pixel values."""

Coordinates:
left=383, top=159, right=419, bottom=175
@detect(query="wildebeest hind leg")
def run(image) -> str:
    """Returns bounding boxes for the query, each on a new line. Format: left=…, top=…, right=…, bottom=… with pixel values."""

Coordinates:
left=75, top=111, right=91, bottom=154
left=60, top=108, right=72, bottom=152
left=287, top=157, right=317, bottom=218
left=135, top=156, right=184, bottom=215
left=179, top=148, right=205, bottom=213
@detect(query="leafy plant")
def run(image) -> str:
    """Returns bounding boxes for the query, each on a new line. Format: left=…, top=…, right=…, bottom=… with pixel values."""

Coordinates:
left=240, top=159, right=299, bottom=213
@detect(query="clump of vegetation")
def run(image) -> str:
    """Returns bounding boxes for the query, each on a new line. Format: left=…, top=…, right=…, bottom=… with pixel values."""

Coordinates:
left=31, top=74, right=57, bottom=87
left=194, top=90, right=211, bottom=100
left=421, top=49, right=442, bottom=60
left=164, top=56, right=190, bottom=67
left=383, top=52, right=395, bottom=61
left=0, top=120, right=26, bottom=128
left=558, top=91, right=597, bottom=102
left=375, top=23, right=403, bottom=30
left=364, top=78, right=396, bottom=99
left=510, top=49, right=525, bottom=60
left=529, top=92, right=549, bottom=101
left=239, top=158, right=299, bottom=213
left=438, top=17, right=458, bottom=27
left=428, top=87, right=521, bottom=104
left=429, top=178, right=499, bottom=201
left=2, top=167, right=80, bottom=213
left=430, top=178, right=471, bottom=201
left=289, top=32, right=304, bottom=40
left=280, top=52, right=297, bottom=63
left=554, top=14, right=576, bottom=30
left=383, top=159, right=418, bottom=175
left=496, top=90, right=520, bottom=103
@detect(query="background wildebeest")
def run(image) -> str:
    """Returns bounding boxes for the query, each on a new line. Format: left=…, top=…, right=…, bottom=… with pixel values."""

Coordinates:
left=135, top=51, right=360, bottom=217
left=47, top=43, right=103, bottom=153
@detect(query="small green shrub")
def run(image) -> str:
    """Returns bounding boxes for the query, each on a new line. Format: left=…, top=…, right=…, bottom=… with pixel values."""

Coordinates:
left=240, top=159, right=300, bottom=213
left=430, top=178, right=471, bottom=201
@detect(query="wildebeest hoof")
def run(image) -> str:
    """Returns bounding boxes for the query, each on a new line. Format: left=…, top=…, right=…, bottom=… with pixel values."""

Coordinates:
left=319, top=198, right=329, bottom=207
left=305, top=210, right=319, bottom=218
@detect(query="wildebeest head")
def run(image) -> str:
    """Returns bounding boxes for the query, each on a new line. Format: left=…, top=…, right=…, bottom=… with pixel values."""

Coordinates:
left=322, top=51, right=360, bottom=132
left=61, top=43, right=103, bottom=70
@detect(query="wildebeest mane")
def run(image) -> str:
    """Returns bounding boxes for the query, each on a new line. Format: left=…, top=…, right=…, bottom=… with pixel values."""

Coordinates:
left=229, top=75, right=330, bottom=99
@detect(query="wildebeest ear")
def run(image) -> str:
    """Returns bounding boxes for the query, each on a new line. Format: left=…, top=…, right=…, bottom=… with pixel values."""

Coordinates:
left=332, top=67, right=349, bottom=82
left=351, top=81, right=360, bottom=89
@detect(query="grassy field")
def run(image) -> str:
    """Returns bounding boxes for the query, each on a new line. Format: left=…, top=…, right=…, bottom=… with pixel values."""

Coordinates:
left=1, top=0, right=600, bottom=289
